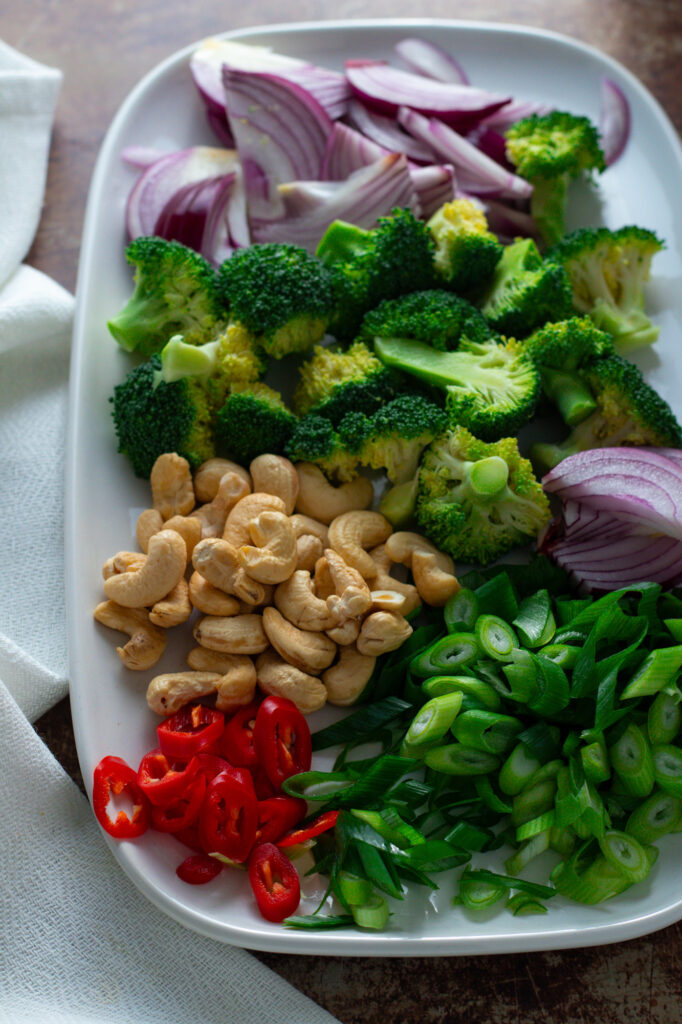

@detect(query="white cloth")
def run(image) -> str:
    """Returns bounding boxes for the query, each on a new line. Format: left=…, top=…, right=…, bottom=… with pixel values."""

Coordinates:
left=0, top=41, right=339, bottom=1024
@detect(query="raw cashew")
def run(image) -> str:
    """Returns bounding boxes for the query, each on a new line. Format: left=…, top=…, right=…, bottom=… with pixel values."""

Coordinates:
left=262, top=606, right=337, bottom=673
left=150, top=453, right=195, bottom=519
left=192, top=537, right=266, bottom=605
left=164, top=515, right=203, bottom=564
left=102, top=551, right=146, bottom=580
left=385, top=531, right=459, bottom=607
left=325, top=618, right=361, bottom=647
left=368, top=544, right=421, bottom=616
left=136, top=509, right=163, bottom=552
left=250, top=454, right=299, bottom=515
left=136, top=509, right=201, bottom=563
left=149, top=576, right=192, bottom=628
left=146, top=671, right=222, bottom=715
left=327, top=510, right=393, bottom=579
left=188, top=571, right=241, bottom=616
left=185, top=649, right=257, bottom=712
left=191, top=471, right=251, bottom=539
left=103, top=530, right=187, bottom=608
left=295, top=534, right=325, bottom=572
left=194, top=613, right=268, bottom=655
left=312, top=555, right=335, bottom=600
left=357, top=611, right=413, bottom=657
left=256, top=650, right=327, bottom=714
left=369, top=589, right=407, bottom=614
left=323, top=646, right=376, bottom=706
left=274, top=570, right=336, bottom=631
left=222, top=492, right=287, bottom=547
left=294, top=463, right=374, bottom=524
left=290, top=514, right=329, bottom=545
left=239, top=511, right=297, bottom=584
left=323, top=549, right=373, bottom=620
left=194, top=458, right=251, bottom=502
left=94, top=600, right=166, bottom=670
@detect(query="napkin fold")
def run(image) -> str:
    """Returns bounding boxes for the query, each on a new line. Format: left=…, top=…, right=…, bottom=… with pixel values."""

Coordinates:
left=0, top=40, right=340, bottom=1024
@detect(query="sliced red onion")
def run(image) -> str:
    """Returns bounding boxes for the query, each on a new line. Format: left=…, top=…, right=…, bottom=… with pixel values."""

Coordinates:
left=467, top=127, right=513, bottom=169
left=320, top=122, right=388, bottom=181
left=125, top=146, right=241, bottom=240
left=250, top=153, right=418, bottom=251
left=345, top=62, right=510, bottom=125
left=599, top=77, right=631, bottom=166
left=409, top=163, right=456, bottom=219
left=482, top=198, right=539, bottom=242
left=222, top=69, right=333, bottom=220
left=479, top=99, right=552, bottom=131
left=398, top=107, right=533, bottom=200
left=121, top=145, right=169, bottom=170
left=347, top=99, right=436, bottom=163
left=154, top=176, right=231, bottom=253
left=394, top=38, right=469, bottom=85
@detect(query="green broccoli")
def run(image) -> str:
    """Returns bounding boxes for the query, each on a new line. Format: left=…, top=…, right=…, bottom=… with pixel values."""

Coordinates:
left=531, top=353, right=682, bottom=472
left=110, top=355, right=217, bottom=478
left=545, top=226, right=665, bottom=353
left=480, top=237, right=574, bottom=338
left=337, top=394, right=447, bottom=484
left=285, top=414, right=361, bottom=483
left=316, top=207, right=437, bottom=340
left=214, top=382, right=297, bottom=464
left=217, top=243, right=335, bottom=359
left=416, top=425, right=551, bottom=565
left=359, top=289, right=494, bottom=352
left=522, top=316, right=615, bottom=426
left=426, top=198, right=504, bottom=294
left=107, top=237, right=226, bottom=356
left=373, top=335, right=539, bottom=442
left=505, top=110, right=606, bottom=246
left=292, top=341, right=399, bottom=424
left=156, top=323, right=266, bottom=393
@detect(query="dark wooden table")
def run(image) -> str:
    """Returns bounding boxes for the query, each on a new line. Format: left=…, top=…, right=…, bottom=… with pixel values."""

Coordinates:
left=10, top=0, right=682, bottom=1020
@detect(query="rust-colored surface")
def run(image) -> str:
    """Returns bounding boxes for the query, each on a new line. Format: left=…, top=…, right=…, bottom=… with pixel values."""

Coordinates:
left=10, top=0, right=682, bottom=1020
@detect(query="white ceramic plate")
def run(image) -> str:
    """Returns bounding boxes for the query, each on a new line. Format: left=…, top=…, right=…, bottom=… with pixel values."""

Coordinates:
left=66, top=19, right=682, bottom=955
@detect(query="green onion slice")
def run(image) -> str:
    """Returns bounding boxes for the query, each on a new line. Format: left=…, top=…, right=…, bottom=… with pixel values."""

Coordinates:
left=475, top=615, right=519, bottom=662
left=598, top=830, right=652, bottom=883
left=351, top=895, right=391, bottom=930
left=404, top=692, right=463, bottom=748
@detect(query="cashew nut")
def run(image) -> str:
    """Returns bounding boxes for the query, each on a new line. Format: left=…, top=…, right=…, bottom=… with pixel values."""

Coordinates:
left=325, top=618, right=361, bottom=647
left=94, top=600, right=166, bottom=670
left=312, top=555, right=335, bottom=601
left=368, top=544, right=421, bottom=616
left=323, top=646, right=376, bottom=706
left=149, top=576, right=192, bottom=628
left=323, top=549, right=373, bottom=620
left=185, top=648, right=257, bottom=712
left=274, top=570, right=336, bottom=631
left=357, top=611, right=413, bottom=657
left=192, top=537, right=266, bottom=605
left=369, top=589, right=407, bottom=614
left=256, top=650, right=327, bottom=714
left=295, top=534, right=325, bottom=572
left=327, top=510, right=393, bottom=579
left=191, top=471, right=252, bottom=539
left=136, top=509, right=164, bottom=552
left=262, top=606, right=337, bottom=673
left=194, top=613, right=269, bottom=655
left=188, top=571, right=241, bottom=616
left=136, top=509, right=201, bottom=564
left=146, top=671, right=222, bottom=715
left=103, top=530, right=187, bottom=608
left=250, top=454, right=299, bottom=515
left=102, top=551, right=146, bottom=580
left=150, top=453, right=195, bottom=519
left=222, top=492, right=287, bottom=547
left=194, top=457, right=251, bottom=502
left=164, top=515, right=203, bottom=565
left=294, top=463, right=374, bottom=524
left=385, top=531, right=459, bottom=607
left=239, top=511, right=297, bottom=584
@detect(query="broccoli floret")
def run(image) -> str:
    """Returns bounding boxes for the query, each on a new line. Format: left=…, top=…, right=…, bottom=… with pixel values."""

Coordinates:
left=416, top=425, right=551, bottom=565
left=214, top=382, right=297, bottom=464
left=359, top=289, right=494, bottom=352
left=523, top=316, right=615, bottom=426
left=285, top=414, right=361, bottom=483
left=337, top=394, right=447, bottom=483
left=374, top=334, right=539, bottom=441
left=531, top=353, right=682, bottom=472
left=292, top=341, right=398, bottom=423
left=427, top=199, right=504, bottom=294
left=110, top=355, right=216, bottom=478
left=505, top=111, right=606, bottom=246
left=545, top=226, right=665, bottom=353
left=316, top=207, right=437, bottom=340
left=107, top=237, right=226, bottom=356
left=217, top=243, right=335, bottom=359
left=480, top=237, right=574, bottom=338
left=157, top=323, right=266, bottom=390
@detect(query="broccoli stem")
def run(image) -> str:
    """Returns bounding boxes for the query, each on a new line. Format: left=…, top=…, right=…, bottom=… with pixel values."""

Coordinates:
left=469, top=456, right=510, bottom=499
left=158, top=337, right=220, bottom=384
left=316, top=221, right=370, bottom=264
left=540, top=367, right=597, bottom=426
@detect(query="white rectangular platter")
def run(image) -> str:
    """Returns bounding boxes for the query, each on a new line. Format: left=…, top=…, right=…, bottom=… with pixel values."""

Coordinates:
left=66, top=18, right=682, bottom=955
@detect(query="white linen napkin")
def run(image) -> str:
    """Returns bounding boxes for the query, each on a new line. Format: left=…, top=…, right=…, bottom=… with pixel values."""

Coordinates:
left=0, top=41, right=340, bottom=1024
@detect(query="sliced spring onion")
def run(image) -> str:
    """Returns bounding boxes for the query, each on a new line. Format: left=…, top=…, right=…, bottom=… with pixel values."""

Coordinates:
left=625, top=790, right=682, bottom=843
left=609, top=723, right=655, bottom=798
left=284, top=914, right=356, bottom=930
left=451, top=709, right=523, bottom=755
left=474, top=572, right=519, bottom=622
left=516, top=811, right=556, bottom=843
left=444, top=821, right=495, bottom=852
left=282, top=771, right=356, bottom=801
left=506, top=893, right=548, bottom=916
left=337, top=870, right=374, bottom=906
left=580, top=735, right=611, bottom=784
left=620, top=646, right=682, bottom=700
left=459, top=868, right=557, bottom=900
left=456, top=873, right=507, bottom=911
left=652, top=744, right=682, bottom=798
left=475, top=614, right=519, bottom=661
left=513, top=589, right=556, bottom=648
left=511, top=779, right=557, bottom=828
left=504, top=828, right=551, bottom=875
left=474, top=775, right=512, bottom=814
left=404, top=692, right=463, bottom=747
left=444, top=588, right=479, bottom=633
left=598, top=830, right=652, bottom=883
left=538, top=643, right=581, bottom=670
left=410, top=632, right=480, bottom=677
left=498, top=742, right=542, bottom=796
left=424, top=742, right=501, bottom=776
left=351, top=894, right=391, bottom=930
left=421, top=675, right=502, bottom=711
left=647, top=690, right=682, bottom=746
left=311, top=696, right=412, bottom=751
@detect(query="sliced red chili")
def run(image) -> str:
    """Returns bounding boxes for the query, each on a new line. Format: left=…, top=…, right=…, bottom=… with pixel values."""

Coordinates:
left=137, top=749, right=200, bottom=807
left=157, top=705, right=224, bottom=761
left=277, top=809, right=340, bottom=848
left=150, top=773, right=207, bottom=833
left=252, top=696, right=312, bottom=791
left=251, top=765, right=278, bottom=801
left=219, top=701, right=260, bottom=766
left=174, top=822, right=205, bottom=853
left=198, top=769, right=258, bottom=863
left=248, top=842, right=301, bottom=922
left=176, top=853, right=223, bottom=885
left=93, top=755, right=150, bottom=839
left=256, top=796, right=307, bottom=845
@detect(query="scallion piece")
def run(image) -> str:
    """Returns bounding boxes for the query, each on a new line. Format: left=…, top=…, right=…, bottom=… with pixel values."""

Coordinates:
left=516, top=811, right=556, bottom=842
left=475, top=615, right=519, bottom=662
left=337, top=871, right=374, bottom=906
left=424, top=742, right=500, bottom=776
left=444, top=588, right=479, bottom=633
left=537, top=643, right=580, bottom=670
left=410, top=632, right=480, bottom=678
left=404, top=692, right=463, bottom=748
left=351, top=894, right=391, bottom=930
left=664, top=618, right=682, bottom=642
left=652, top=744, right=682, bottom=797
left=580, top=735, right=611, bottom=784
left=452, top=709, right=523, bottom=755
left=625, top=790, right=682, bottom=843
left=504, top=829, right=551, bottom=875
left=647, top=690, right=682, bottom=746
left=456, top=871, right=507, bottom=911
left=598, top=830, right=652, bottom=883
left=506, top=892, right=548, bottom=916
left=421, top=674, right=502, bottom=711
left=499, top=742, right=542, bottom=796
left=511, top=779, right=557, bottom=827
left=284, top=914, right=355, bottom=930
left=513, top=589, right=556, bottom=648
left=475, top=572, right=519, bottom=621
left=609, top=723, right=655, bottom=798
left=620, top=646, right=682, bottom=700
left=282, top=771, right=355, bottom=801
left=444, top=821, right=494, bottom=852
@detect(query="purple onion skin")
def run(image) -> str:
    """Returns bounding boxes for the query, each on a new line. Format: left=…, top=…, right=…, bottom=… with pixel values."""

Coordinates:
left=600, top=77, right=631, bottom=166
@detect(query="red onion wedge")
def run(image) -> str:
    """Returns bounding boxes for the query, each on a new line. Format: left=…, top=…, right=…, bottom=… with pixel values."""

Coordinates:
left=394, top=38, right=469, bottom=85
left=347, top=99, right=436, bottom=163
left=344, top=62, right=510, bottom=126
left=599, top=77, right=631, bottom=166
left=479, top=99, right=552, bottom=131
